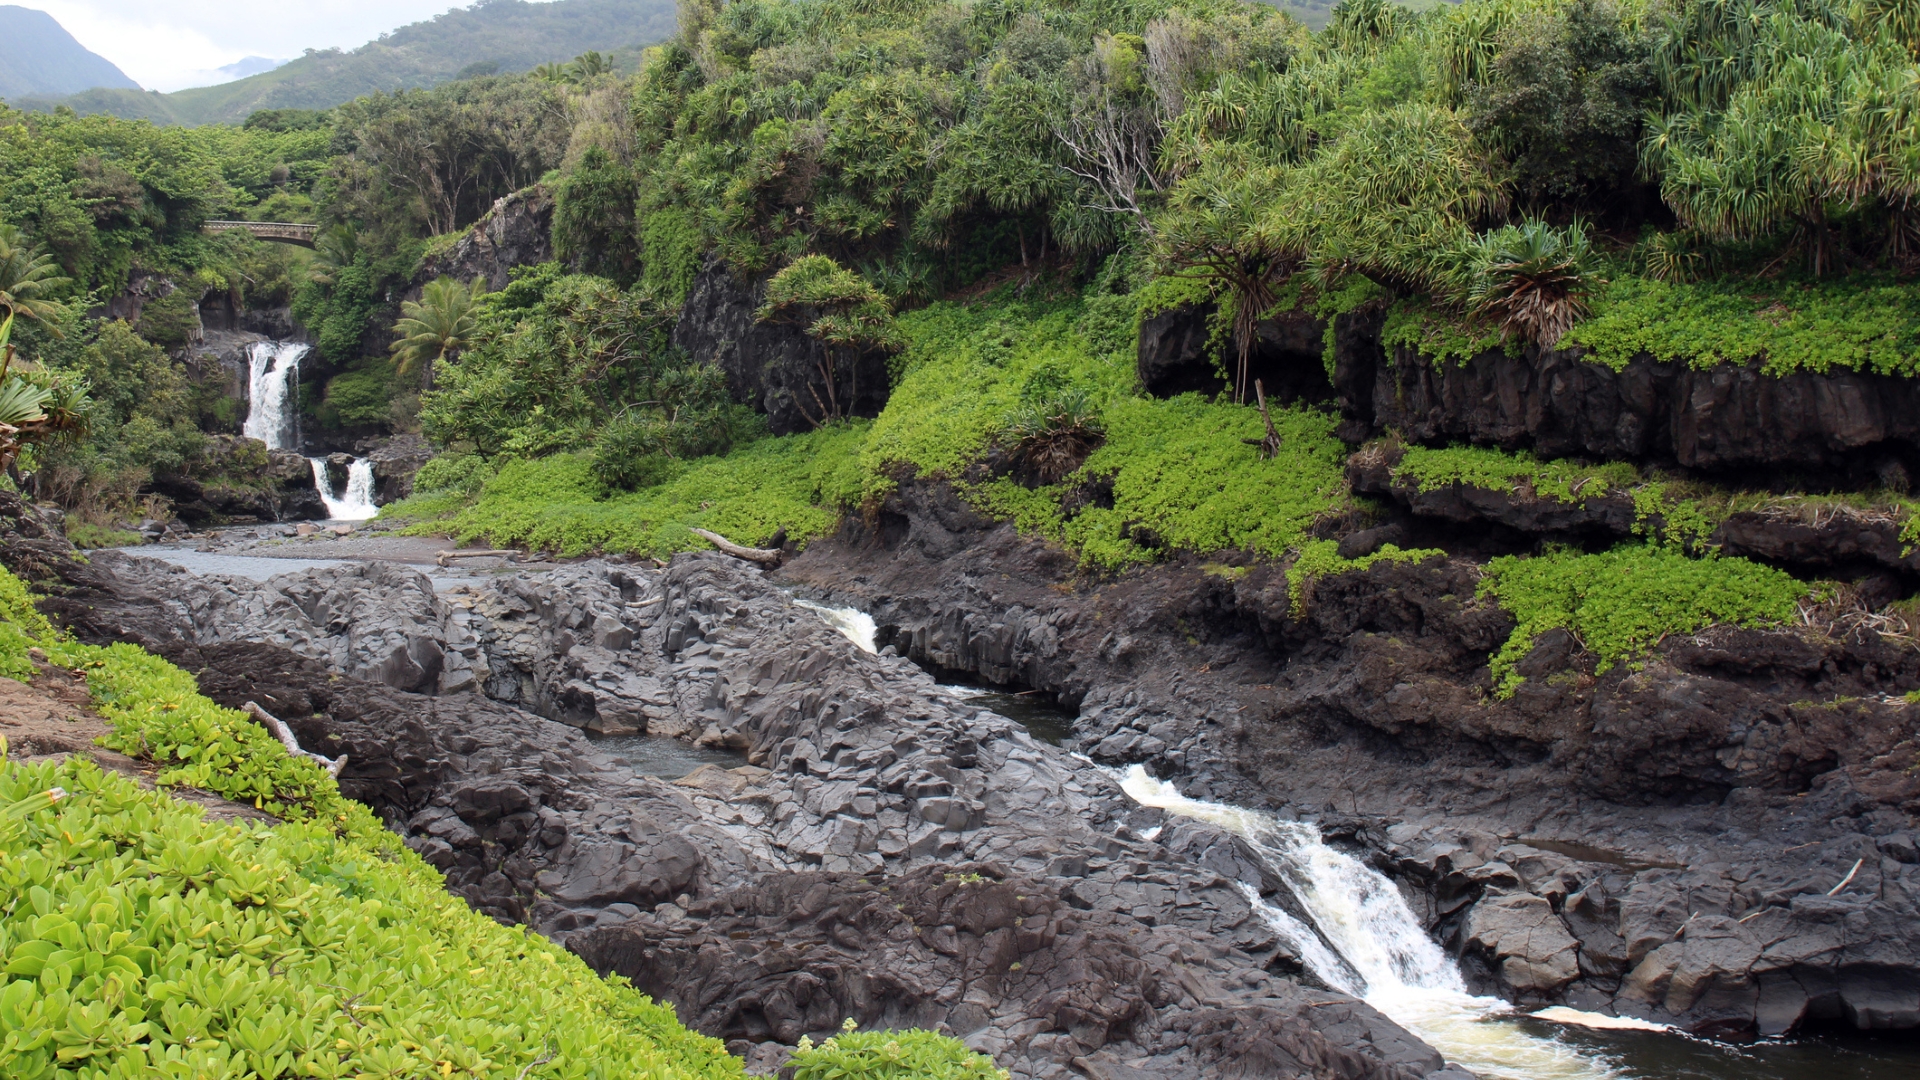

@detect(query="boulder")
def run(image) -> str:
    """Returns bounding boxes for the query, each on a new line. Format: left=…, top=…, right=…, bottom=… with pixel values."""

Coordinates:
left=414, top=185, right=553, bottom=292
left=1463, top=893, right=1582, bottom=998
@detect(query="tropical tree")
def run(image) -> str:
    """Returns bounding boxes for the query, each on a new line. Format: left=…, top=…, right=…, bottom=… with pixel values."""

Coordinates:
left=391, top=277, right=483, bottom=380
left=0, top=225, right=70, bottom=330
left=755, top=255, right=901, bottom=426
left=1149, top=148, right=1301, bottom=404
left=0, top=313, right=89, bottom=474
left=1465, top=219, right=1600, bottom=348
left=570, top=51, right=614, bottom=81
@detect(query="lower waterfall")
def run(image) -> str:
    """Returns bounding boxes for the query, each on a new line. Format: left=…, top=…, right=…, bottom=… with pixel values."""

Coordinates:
left=1116, top=766, right=1622, bottom=1080
left=309, top=457, right=378, bottom=521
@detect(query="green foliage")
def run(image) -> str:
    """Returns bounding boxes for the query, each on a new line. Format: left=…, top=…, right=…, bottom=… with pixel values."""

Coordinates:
left=1392, top=443, right=1639, bottom=504
left=390, top=276, right=482, bottom=378
left=0, top=224, right=71, bottom=327
left=756, top=256, right=903, bottom=425
left=553, top=147, right=640, bottom=283
left=320, top=360, right=400, bottom=429
left=1004, top=387, right=1106, bottom=483
left=1464, top=219, right=1599, bottom=349
left=1477, top=544, right=1808, bottom=695
left=1286, top=538, right=1445, bottom=614
left=62, top=522, right=142, bottom=549
left=1564, top=273, right=1920, bottom=375
left=788, top=1019, right=1007, bottom=1080
left=402, top=422, right=866, bottom=557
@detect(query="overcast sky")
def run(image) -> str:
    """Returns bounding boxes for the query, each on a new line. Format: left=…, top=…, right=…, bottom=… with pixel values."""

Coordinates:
left=27, top=0, right=497, bottom=91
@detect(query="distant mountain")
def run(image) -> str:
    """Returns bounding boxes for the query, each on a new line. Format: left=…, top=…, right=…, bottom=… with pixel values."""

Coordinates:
left=19, top=0, right=676, bottom=126
left=217, top=57, right=292, bottom=81
left=0, top=5, right=140, bottom=98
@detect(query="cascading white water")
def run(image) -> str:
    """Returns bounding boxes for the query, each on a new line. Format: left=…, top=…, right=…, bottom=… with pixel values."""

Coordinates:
left=242, top=341, right=307, bottom=450
left=1115, top=766, right=1625, bottom=1080
left=794, top=599, right=877, bottom=653
left=308, top=457, right=379, bottom=521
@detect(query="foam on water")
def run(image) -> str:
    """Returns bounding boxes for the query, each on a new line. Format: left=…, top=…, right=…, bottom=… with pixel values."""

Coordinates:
left=1114, top=765, right=1623, bottom=1080
left=310, top=457, right=379, bottom=521
left=794, top=599, right=877, bottom=653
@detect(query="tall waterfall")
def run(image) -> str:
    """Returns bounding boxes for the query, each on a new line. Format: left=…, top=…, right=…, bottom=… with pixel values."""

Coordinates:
left=1115, top=767, right=1622, bottom=1080
left=243, top=341, right=307, bottom=450
left=309, top=458, right=379, bottom=521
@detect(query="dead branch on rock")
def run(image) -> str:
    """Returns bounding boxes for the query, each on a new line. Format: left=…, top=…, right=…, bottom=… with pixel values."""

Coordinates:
left=244, top=701, right=348, bottom=777
left=690, top=528, right=782, bottom=566
left=436, top=549, right=521, bottom=567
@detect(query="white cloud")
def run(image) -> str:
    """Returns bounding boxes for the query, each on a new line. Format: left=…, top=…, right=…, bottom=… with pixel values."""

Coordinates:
left=22, top=0, right=499, bottom=92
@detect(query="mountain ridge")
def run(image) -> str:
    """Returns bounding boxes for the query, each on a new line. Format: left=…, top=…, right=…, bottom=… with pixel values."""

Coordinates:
left=11, top=0, right=675, bottom=126
left=0, top=5, right=140, bottom=98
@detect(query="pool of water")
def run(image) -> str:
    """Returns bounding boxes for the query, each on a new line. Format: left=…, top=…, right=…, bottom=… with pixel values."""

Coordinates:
left=1534, top=1018, right=1920, bottom=1080
left=939, top=682, right=1076, bottom=744
left=121, top=547, right=480, bottom=590
left=585, top=733, right=746, bottom=779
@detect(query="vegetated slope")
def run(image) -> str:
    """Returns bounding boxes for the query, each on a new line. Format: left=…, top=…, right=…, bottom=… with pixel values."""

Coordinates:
left=20, top=0, right=675, bottom=125
left=0, top=6, right=138, bottom=98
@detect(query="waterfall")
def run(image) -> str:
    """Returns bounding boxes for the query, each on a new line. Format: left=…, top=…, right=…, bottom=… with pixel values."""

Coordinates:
left=308, top=457, right=379, bottom=521
left=242, top=341, right=307, bottom=450
left=794, top=599, right=877, bottom=653
left=1115, top=766, right=1624, bottom=1080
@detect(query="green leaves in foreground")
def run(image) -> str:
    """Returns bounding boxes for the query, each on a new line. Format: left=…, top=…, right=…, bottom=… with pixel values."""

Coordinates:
left=1477, top=544, right=1808, bottom=695
left=790, top=1020, right=1006, bottom=1080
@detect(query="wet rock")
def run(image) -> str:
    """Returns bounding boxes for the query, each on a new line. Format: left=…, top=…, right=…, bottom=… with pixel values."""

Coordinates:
left=1463, top=893, right=1581, bottom=998
left=360, top=433, right=433, bottom=503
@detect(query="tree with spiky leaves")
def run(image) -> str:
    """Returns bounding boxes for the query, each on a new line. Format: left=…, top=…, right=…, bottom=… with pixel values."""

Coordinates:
left=391, top=277, right=483, bottom=383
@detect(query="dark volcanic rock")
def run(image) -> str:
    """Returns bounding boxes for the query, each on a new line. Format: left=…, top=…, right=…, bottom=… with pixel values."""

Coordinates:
left=360, top=433, right=433, bottom=503
left=673, top=259, right=891, bottom=435
left=415, top=185, right=553, bottom=292
left=147, top=437, right=325, bottom=525
left=781, top=476, right=1920, bottom=1039
left=3, top=518, right=1464, bottom=1080
left=1136, top=304, right=1334, bottom=405
left=1335, top=332, right=1920, bottom=476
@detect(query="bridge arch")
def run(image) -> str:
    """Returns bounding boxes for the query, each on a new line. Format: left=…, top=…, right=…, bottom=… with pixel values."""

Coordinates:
left=200, top=221, right=320, bottom=248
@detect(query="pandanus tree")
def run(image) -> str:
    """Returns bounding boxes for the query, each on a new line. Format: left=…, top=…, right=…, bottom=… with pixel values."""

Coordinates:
left=390, top=277, right=483, bottom=382
left=1148, top=147, right=1300, bottom=405
left=0, top=225, right=70, bottom=331
left=1465, top=219, right=1600, bottom=349
left=754, top=256, right=901, bottom=427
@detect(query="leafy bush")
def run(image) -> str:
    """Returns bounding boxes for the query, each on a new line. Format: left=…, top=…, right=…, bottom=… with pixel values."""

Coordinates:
left=1004, top=387, right=1105, bottom=483
left=1477, top=544, right=1809, bottom=695
left=411, top=452, right=495, bottom=498
left=407, top=422, right=869, bottom=558
left=788, top=1019, right=1006, bottom=1080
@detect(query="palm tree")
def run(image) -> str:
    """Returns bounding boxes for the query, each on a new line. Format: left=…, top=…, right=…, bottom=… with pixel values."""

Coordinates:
left=0, top=225, right=70, bottom=331
left=391, top=277, right=483, bottom=380
left=570, top=51, right=613, bottom=81
left=1466, top=219, right=1599, bottom=349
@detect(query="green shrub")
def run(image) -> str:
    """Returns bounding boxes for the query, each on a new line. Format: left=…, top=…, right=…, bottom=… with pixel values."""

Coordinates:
left=1477, top=544, right=1809, bottom=695
left=1393, top=444, right=1638, bottom=504
left=788, top=1020, right=1006, bottom=1080
left=410, top=452, right=496, bottom=498
left=62, top=521, right=143, bottom=549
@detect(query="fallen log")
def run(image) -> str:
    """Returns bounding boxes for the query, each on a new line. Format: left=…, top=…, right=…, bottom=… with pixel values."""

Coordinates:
left=436, top=549, right=521, bottom=567
left=244, top=701, right=349, bottom=777
left=689, top=528, right=782, bottom=566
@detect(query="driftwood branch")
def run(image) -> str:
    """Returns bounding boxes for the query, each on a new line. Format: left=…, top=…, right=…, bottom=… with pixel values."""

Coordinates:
left=690, top=528, right=782, bottom=566
left=436, top=549, right=522, bottom=567
left=244, top=701, right=348, bottom=777
left=1827, top=857, right=1865, bottom=896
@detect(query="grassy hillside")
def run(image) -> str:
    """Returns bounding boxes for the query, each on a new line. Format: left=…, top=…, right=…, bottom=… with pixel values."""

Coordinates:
left=18, top=0, right=675, bottom=126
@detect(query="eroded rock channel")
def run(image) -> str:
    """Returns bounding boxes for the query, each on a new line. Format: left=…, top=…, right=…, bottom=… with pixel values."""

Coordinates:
left=8, top=489, right=1919, bottom=1079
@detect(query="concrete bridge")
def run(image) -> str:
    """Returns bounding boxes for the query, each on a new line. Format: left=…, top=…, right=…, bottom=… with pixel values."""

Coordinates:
left=200, top=220, right=320, bottom=247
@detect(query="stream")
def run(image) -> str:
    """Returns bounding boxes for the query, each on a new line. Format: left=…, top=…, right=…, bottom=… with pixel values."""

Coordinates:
left=786, top=599, right=1919, bottom=1080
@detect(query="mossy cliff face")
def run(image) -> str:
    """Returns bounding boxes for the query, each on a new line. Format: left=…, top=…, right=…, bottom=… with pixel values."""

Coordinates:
left=1336, top=337, right=1920, bottom=479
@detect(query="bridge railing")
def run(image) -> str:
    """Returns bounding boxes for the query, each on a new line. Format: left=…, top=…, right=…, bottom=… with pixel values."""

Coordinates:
left=200, top=221, right=321, bottom=245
